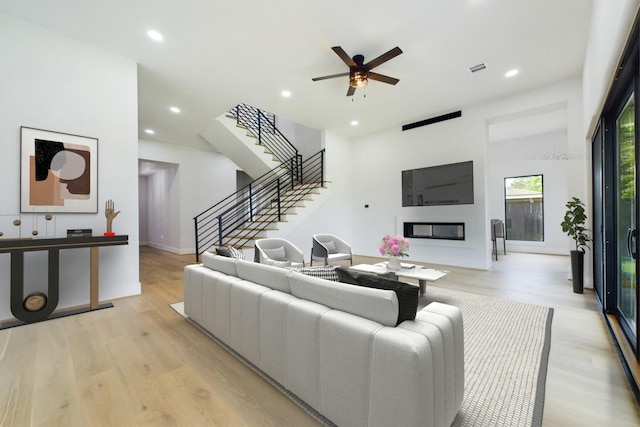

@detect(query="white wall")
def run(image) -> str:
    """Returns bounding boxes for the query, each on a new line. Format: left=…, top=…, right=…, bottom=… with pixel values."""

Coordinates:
left=138, top=139, right=241, bottom=254
left=0, top=14, right=140, bottom=319
left=272, top=131, right=356, bottom=256
left=138, top=175, right=149, bottom=245
left=276, top=116, right=323, bottom=159
left=487, top=130, right=569, bottom=254
left=337, top=79, right=584, bottom=270
left=583, top=0, right=640, bottom=137
left=485, top=80, right=584, bottom=256
left=146, top=163, right=180, bottom=252
left=348, top=110, right=489, bottom=269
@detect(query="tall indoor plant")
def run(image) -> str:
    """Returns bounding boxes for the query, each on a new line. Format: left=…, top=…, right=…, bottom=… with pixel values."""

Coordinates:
left=560, top=197, right=591, bottom=293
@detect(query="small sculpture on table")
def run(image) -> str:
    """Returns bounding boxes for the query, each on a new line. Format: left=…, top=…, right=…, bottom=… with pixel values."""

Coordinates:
left=104, top=199, right=120, bottom=236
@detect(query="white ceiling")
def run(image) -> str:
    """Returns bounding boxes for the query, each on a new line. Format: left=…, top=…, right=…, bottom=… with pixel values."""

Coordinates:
left=0, top=0, right=593, bottom=147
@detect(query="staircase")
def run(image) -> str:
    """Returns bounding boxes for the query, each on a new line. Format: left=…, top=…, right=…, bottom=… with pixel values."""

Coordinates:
left=200, top=104, right=299, bottom=179
left=221, top=182, right=324, bottom=247
left=194, top=104, right=327, bottom=261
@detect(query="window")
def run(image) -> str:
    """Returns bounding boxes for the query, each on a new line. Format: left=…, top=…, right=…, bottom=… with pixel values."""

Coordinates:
left=504, top=175, right=544, bottom=241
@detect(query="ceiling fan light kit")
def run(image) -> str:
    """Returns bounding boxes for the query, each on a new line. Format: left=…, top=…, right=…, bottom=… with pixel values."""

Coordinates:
left=312, top=46, right=402, bottom=96
left=350, top=71, right=368, bottom=88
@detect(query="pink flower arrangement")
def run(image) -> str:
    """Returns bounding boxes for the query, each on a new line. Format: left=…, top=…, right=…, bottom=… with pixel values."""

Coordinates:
left=379, top=234, right=410, bottom=257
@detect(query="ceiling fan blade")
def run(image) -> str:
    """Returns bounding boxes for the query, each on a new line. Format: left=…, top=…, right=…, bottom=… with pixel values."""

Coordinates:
left=332, top=46, right=357, bottom=67
left=312, top=72, right=350, bottom=82
left=346, top=85, right=356, bottom=96
left=368, top=72, right=400, bottom=85
left=364, top=47, right=403, bottom=70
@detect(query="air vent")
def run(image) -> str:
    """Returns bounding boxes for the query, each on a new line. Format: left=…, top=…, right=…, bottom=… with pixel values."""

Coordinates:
left=469, top=62, right=488, bottom=74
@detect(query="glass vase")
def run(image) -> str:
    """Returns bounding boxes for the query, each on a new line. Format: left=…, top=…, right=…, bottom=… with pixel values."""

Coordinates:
left=388, top=256, right=401, bottom=271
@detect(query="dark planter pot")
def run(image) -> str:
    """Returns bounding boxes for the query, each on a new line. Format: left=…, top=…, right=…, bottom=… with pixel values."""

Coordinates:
left=570, top=250, right=585, bottom=294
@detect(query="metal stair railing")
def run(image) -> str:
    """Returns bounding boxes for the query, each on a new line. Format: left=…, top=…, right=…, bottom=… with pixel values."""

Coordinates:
left=228, top=104, right=299, bottom=165
left=194, top=149, right=325, bottom=261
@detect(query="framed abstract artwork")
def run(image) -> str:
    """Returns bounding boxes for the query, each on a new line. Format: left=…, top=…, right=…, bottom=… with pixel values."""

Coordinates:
left=20, top=127, right=98, bottom=213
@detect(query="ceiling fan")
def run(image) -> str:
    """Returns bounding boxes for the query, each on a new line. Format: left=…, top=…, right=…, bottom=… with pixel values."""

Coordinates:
left=312, top=46, right=403, bottom=96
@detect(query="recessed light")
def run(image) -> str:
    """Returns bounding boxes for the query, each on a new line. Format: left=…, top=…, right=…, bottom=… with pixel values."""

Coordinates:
left=281, top=90, right=291, bottom=98
left=351, top=120, right=359, bottom=126
left=144, top=129, right=155, bottom=135
left=169, top=106, right=181, bottom=113
left=147, top=30, right=163, bottom=42
left=505, top=69, right=519, bottom=78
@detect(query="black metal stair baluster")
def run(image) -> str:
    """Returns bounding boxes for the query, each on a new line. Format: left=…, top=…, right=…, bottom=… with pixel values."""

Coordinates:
left=257, top=108, right=262, bottom=145
left=249, top=183, right=253, bottom=222
left=277, top=177, right=281, bottom=221
left=194, top=218, right=200, bottom=262
left=321, top=150, right=324, bottom=186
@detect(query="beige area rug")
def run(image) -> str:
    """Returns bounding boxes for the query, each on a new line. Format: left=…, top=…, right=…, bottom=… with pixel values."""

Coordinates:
left=420, top=287, right=553, bottom=427
left=171, top=286, right=553, bottom=427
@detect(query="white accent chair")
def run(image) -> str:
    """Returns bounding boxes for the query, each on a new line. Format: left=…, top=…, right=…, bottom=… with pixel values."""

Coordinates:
left=310, top=234, right=353, bottom=266
left=254, top=238, right=305, bottom=268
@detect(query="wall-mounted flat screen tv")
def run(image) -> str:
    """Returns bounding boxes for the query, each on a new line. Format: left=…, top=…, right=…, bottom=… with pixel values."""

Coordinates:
left=402, top=161, right=474, bottom=206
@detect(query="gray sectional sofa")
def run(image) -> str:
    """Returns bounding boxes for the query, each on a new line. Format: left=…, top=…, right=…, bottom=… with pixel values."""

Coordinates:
left=183, top=252, right=464, bottom=427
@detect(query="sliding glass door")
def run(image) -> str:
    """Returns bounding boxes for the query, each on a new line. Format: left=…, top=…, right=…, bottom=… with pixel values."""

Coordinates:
left=594, top=12, right=640, bottom=378
left=615, top=91, right=638, bottom=342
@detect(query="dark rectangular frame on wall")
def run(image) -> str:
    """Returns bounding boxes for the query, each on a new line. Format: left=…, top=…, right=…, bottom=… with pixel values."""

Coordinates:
left=403, top=222, right=465, bottom=241
left=20, top=127, right=98, bottom=213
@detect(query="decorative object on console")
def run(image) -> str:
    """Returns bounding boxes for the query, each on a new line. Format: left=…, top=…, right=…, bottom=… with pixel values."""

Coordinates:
left=0, top=213, right=56, bottom=239
left=379, top=234, right=409, bottom=271
left=104, top=199, right=120, bottom=237
left=20, top=127, right=98, bottom=213
left=67, top=228, right=92, bottom=237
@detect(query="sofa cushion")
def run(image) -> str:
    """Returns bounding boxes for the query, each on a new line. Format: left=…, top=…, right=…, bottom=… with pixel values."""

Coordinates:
left=263, top=246, right=287, bottom=261
left=287, top=265, right=339, bottom=281
left=288, top=272, right=398, bottom=326
left=234, top=259, right=292, bottom=293
left=216, top=246, right=244, bottom=259
left=202, top=252, right=238, bottom=276
left=215, top=246, right=232, bottom=257
left=262, top=258, right=292, bottom=268
left=336, top=268, right=418, bottom=325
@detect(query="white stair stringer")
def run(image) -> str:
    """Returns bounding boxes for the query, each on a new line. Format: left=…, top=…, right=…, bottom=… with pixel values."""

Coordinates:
left=199, top=114, right=281, bottom=180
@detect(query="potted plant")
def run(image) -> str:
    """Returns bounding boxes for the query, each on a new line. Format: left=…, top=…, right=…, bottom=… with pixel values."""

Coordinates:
left=560, top=197, right=591, bottom=293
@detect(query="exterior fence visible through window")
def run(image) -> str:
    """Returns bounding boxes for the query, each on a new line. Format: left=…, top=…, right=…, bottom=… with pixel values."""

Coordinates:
left=504, top=175, right=544, bottom=242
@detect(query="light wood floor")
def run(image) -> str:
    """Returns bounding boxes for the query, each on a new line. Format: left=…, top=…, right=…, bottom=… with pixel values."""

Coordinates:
left=0, top=246, right=638, bottom=426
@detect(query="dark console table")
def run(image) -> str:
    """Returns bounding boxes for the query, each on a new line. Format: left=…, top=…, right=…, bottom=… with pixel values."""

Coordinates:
left=0, top=235, right=128, bottom=329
